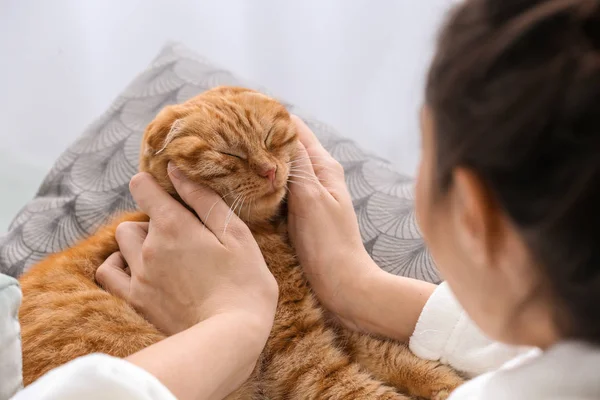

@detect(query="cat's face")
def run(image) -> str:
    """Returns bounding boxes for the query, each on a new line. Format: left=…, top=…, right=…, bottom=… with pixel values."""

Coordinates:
left=139, top=86, right=297, bottom=225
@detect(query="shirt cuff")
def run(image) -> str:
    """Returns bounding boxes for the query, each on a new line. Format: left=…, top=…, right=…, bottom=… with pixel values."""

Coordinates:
left=13, top=353, right=176, bottom=400
left=409, top=282, right=530, bottom=377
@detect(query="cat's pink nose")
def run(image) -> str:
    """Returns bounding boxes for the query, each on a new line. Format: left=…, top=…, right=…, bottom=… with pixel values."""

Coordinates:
left=261, top=166, right=277, bottom=183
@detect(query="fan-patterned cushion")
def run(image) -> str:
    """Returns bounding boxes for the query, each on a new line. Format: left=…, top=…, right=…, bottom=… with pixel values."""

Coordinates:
left=0, top=43, right=439, bottom=283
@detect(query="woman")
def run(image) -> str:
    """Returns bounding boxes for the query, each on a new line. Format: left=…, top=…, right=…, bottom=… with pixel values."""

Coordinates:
left=13, top=0, right=600, bottom=398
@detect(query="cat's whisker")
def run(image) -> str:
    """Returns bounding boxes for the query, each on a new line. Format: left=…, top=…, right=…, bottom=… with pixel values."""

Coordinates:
left=201, top=191, right=236, bottom=233
left=238, top=198, right=245, bottom=220
left=287, top=156, right=336, bottom=167
left=288, top=175, right=319, bottom=184
left=223, top=194, right=244, bottom=236
left=288, top=170, right=322, bottom=179
left=288, top=174, right=320, bottom=183
left=221, top=191, right=237, bottom=202
left=286, top=162, right=315, bottom=170
left=287, top=159, right=314, bottom=166
left=288, top=168, right=338, bottom=181
left=224, top=194, right=245, bottom=235
left=288, top=176, right=318, bottom=187
left=190, top=187, right=233, bottom=201
left=187, top=186, right=211, bottom=196
left=236, top=197, right=245, bottom=218
left=287, top=179, right=312, bottom=191
left=223, top=194, right=242, bottom=233
left=246, top=199, right=254, bottom=222
left=290, top=162, right=338, bottom=169
left=202, top=199, right=221, bottom=232
left=288, top=155, right=333, bottom=162
left=289, top=164, right=339, bottom=174
left=288, top=169, right=334, bottom=184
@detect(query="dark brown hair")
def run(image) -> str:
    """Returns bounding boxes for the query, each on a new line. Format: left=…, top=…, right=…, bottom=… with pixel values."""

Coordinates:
left=426, top=0, right=600, bottom=343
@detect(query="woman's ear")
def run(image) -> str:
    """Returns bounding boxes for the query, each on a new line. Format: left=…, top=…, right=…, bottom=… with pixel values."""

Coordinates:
left=451, top=167, right=504, bottom=271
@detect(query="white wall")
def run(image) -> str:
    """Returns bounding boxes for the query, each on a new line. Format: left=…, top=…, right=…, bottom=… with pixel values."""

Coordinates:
left=0, top=0, right=453, bottom=230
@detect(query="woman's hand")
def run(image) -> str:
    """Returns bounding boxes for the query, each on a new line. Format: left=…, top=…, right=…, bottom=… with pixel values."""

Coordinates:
left=288, top=116, right=436, bottom=341
left=287, top=116, right=379, bottom=330
left=96, top=168, right=278, bottom=336
left=95, top=169, right=278, bottom=400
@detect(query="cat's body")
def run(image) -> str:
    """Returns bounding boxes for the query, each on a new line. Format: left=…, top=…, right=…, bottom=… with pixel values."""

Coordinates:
left=19, top=87, right=464, bottom=399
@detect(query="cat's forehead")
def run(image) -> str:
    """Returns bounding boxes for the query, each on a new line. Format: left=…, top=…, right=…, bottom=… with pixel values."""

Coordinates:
left=201, top=99, right=289, bottom=131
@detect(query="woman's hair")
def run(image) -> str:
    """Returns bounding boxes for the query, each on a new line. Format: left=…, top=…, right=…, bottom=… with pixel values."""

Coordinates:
left=426, top=0, right=600, bottom=343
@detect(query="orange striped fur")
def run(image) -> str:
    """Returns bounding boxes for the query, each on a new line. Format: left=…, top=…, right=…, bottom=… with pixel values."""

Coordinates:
left=19, top=87, right=463, bottom=399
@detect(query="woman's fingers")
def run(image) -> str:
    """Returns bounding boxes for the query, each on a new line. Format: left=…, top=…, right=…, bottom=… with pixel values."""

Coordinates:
left=96, top=252, right=131, bottom=300
left=168, top=163, right=249, bottom=245
left=291, top=115, right=348, bottom=200
left=288, top=140, right=326, bottom=202
left=289, top=117, right=317, bottom=177
left=129, top=173, right=191, bottom=237
left=291, top=115, right=329, bottom=161
left=115, top=221, right=148, bottom=271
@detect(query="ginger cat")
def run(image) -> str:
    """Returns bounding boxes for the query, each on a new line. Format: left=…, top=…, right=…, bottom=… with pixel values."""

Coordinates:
left=19, top=86, right=464, bottom=399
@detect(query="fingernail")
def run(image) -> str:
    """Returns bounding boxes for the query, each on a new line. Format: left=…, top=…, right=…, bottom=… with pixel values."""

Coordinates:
left=167, top=162, right=182, bottom=180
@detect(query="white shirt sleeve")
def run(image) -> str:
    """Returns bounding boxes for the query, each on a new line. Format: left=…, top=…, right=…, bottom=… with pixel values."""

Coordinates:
left=409, top=282, right=533, bottom=377
left=0, top=274, right=23, bottom=400
left=11, top=354, right=177, bottom=400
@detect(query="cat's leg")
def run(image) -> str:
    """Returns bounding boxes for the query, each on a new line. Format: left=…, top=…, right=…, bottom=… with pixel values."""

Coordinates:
left=339, top=330, right=465, bottom=400
left=19, top=288, right=166, bottom=385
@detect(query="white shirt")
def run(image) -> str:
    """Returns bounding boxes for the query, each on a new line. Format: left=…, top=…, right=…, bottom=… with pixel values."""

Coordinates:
left=11, top=283, right=600, bottom=399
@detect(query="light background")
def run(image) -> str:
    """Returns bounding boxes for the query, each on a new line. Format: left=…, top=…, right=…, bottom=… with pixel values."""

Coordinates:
left=0, top=0, right=453, bottom=231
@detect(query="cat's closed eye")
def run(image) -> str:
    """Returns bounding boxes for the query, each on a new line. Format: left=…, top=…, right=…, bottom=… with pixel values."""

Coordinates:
left=220, top=151, right=247, bottom=160
left=264, top=127, right=274, bottom=148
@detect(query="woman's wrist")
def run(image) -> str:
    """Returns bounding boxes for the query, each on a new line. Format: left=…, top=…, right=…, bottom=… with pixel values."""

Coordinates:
left=327, top=252, right=383, bottom=331
left=195, top=311, right=273, bottom=396
left=220, top=310, right=275, bottom=347
left=338, top=265, right=437, bottom=342
left=126, top=310, right=274, bottom=400
left=201, top=309, right=275, bottom=357
left=306, top=246, right=436, bottom=341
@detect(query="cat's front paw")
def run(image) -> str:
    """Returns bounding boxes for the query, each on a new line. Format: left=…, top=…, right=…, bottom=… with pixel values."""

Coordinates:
left=431, top=389, right=450, bottom=400
left=411, top=364, right=464, bottom=400
left=423, top=378, right=464, bottom=400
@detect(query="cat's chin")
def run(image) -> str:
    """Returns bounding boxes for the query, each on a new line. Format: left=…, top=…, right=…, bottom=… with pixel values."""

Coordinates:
left=236, top=187, right=286, bottom=226
left=262, top=186, right=287, bottom=205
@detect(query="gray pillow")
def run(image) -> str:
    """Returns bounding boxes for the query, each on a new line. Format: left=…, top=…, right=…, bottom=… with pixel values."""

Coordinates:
left=0, top=43, right=439, bottom=283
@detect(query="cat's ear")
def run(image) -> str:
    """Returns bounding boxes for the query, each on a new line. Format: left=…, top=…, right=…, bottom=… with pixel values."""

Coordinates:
left=141, top=105, right=188, bottom=157
left=155, top=118, right=184, bottom=155
left=139, top=104, right=192, bottom=171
